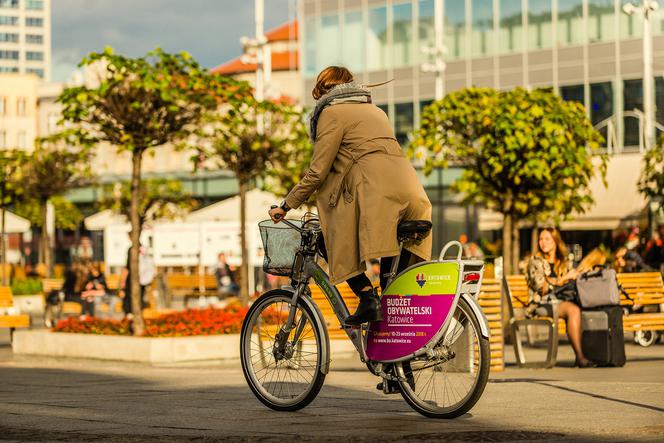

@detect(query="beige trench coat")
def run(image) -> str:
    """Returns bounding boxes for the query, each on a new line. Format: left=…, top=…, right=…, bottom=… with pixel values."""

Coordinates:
left=285, top=103, right=432, bottom=285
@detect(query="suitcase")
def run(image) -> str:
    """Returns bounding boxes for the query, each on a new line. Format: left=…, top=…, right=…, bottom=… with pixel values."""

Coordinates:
left=581, top=306, right=626, bottom=367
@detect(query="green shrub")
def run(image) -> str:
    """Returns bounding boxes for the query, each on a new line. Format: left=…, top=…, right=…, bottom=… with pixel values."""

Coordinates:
left=11, top=278, right=43, bottom=295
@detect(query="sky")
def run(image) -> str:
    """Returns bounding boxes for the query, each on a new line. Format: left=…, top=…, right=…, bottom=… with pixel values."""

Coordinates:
left=51, top=0, right=295, bottom=82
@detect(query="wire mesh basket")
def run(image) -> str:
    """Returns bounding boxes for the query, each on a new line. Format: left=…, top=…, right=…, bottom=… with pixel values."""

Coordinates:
left=258, top=219, right=303, bottom=276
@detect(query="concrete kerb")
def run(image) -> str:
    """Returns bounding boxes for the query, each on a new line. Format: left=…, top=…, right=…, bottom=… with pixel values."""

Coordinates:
left=11, top=330, right=359, bottom=364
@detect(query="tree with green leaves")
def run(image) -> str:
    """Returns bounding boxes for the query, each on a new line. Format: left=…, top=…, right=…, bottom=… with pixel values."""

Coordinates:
left=58, top=47, right=236, bottom=335
left=14, top=196, right=84, bottom=231
left=97, top=178, right=197, bottom=228
left=410, top=87, right=606, bottom=275
left=193, top=86, right=310, bottom=305
left=0, top=149, right=27, bottom=285
left=21, top=136, right=93, bottom=277
left=638, top=135, right=664, bottom=216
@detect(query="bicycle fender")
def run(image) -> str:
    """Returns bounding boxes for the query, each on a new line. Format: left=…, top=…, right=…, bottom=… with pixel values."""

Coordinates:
left=283, top=286, right=332, bottom=375
left=461, top=292, right=490, bottom=339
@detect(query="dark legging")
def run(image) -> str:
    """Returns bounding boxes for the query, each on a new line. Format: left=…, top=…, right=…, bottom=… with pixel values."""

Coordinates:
left=317, top=236, right=411, bottom=297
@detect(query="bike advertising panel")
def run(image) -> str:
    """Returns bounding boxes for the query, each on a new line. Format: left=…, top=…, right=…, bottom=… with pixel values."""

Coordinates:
left=366, top=262, right=460, bottom=361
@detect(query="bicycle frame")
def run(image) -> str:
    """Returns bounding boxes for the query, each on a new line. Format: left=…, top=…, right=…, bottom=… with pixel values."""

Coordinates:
left=273, top=218, right=490, bottom=371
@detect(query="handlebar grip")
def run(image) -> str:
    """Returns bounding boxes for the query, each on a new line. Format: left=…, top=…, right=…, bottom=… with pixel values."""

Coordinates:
left=270, top=205, right=283, bottom=220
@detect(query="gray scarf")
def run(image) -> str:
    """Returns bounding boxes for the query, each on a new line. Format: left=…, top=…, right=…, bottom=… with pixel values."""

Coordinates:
left=309, top=82, right=372, bottom=141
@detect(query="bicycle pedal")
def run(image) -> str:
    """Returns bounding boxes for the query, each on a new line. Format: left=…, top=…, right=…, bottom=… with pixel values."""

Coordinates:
left=376, top=381, right=400, bottom=395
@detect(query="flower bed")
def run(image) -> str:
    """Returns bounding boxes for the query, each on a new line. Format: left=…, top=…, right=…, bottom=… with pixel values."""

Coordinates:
left=53, top=305, right=248, bottom=337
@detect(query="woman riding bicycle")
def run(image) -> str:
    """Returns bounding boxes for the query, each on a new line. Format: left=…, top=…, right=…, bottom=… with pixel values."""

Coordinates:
left=269, top=66, right=432, bottom=325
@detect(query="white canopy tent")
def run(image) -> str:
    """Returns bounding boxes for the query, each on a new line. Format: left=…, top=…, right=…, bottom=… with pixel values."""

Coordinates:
left=84, top=209, right=128, bottom=231
left=478, top=154, right=648, bottom=231
left=186, top=189, right=313, bottom=223
left=0, top=210, right=30, bottom=233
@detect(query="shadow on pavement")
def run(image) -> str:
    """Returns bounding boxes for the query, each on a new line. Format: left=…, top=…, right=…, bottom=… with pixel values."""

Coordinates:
left=0, top=365, right=605, bottom=442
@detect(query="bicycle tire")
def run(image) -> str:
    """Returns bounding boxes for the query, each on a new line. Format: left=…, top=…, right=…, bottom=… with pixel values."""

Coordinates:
left=397, top=297, right=490, bottom=419
left=240, top=289, right=328, bottom=411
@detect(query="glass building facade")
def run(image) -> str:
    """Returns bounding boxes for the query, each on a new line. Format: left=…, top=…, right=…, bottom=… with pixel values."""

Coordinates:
left=300, top=0, right=662, bottom=248
left=301, top=0, right=663, bottom=152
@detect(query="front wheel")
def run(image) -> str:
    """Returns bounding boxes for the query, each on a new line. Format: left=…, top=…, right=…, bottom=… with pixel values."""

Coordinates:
left=240, top=289, right=328, bottom=411
left=397, top=297, right=490, bottom=418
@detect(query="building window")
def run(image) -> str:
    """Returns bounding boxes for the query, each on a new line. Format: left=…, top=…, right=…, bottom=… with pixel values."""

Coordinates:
left=528, top=0, right=553, bottom=50
left=26, top=34, right=43, bottom=44
left=17, top=130, right=26, bottom=149
left=588, top=0, right=615, bottom=43
left=0, top=32, right=18, bottom=42
left=26, top=17, right=44, bottom=27
left=655, top=77, right=664, bottom=140
left=419, top=0, right=434, bottom=63
left=16, top=97, right=26, bottom=116
left=0, top=96, right=6, bottom=115
left=560, top=84, right=585, bottom=105
left=0, top=66, right=18, bottom=73
left=303, top=16, right=316, bottom=78
left=393, top=2, right=413, bottom=67
left=318, top=14, right=340, bottom=72
left=395, top=102, right=414, bottom=146
left=0, top=15, right=18, bottom=25
left=499, top=0, right=523, bottom=54
left=472, top=0, right=494, bottom=57
left=558, top=0, right=584, bottom=46
left=26, top=0, right=44, bottom=10
left=623, top=79, right=643, bottom=149
left=367, top=6, right=388, bottom=70
left=0, top=0, right=19, bottom=9
left=445, top=0, right=466, bottom=59
left=27, top=67, right=43, bottom=77
left=0, top=130, right=6, bottom=148
left=26, top=51, right=43, bottom=61
left=343, top=10, right=365, bottom=72
left=590, top=82, right=613, bottom=144
left=0, top=50, right=18, bottom=59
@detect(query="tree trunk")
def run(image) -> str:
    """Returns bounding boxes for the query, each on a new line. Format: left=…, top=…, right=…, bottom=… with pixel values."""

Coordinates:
left=130, top=151, right=145, bottom=336
left=511, top=220, right=520, bottom=274
left=41, top=199, right=52, bottom=277
left=0, top=208, right=6, bottom=286
left=502, top=213, right=512, bottom=276
left=239, top=180, right=249, bottom=306
left=531, top=219, right=539, bottom=257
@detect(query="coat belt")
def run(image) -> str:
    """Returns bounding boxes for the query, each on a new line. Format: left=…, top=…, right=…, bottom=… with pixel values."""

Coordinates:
left=328, top=140, right=394, bottom=208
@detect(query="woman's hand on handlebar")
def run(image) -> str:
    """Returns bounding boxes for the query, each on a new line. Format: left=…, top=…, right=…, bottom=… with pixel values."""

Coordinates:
left=269, top=206, right=287, bottom=223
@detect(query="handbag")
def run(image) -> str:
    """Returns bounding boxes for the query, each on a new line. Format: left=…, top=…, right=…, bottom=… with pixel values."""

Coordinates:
left=576, top=267, right=621, bottom=308
left=551, top=280, right=579, bottom=304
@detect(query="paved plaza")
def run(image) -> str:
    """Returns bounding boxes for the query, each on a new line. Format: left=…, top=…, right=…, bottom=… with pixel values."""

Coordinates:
left=0, top=330, right=662, bottom=442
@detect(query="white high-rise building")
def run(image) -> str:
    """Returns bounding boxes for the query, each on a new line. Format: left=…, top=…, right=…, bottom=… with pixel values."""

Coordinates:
left=0, top=0, right=51, bottom=81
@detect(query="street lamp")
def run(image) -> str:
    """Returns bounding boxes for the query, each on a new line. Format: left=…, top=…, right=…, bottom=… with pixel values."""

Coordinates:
left=623, top=0, right=660, bottom=151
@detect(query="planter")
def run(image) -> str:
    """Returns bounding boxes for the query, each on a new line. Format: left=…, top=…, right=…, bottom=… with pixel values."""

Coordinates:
left=13, top=294, right=44, bottom=314
left=13, top=330, right=241, bottom=364
left=12, top=330, right=358, bottom=364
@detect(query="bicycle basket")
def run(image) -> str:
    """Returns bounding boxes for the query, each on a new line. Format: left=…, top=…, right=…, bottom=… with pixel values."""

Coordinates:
left=258, top=219, right=303, bottom=276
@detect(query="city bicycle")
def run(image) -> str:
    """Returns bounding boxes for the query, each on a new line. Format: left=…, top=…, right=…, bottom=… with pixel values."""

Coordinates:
left=240, top=213, right=490, bottom=418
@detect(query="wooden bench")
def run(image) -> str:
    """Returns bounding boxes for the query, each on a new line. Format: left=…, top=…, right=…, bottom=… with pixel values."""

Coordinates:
left=0, top=286, right=30, bottom=339
left=308, top=283, right=359, bottom=340
left=162, top=273, right=219, bottom=306
left=617, top=272, right=664, bottom=333
left=41, top=278, right=83, bottom=316
left=504, top=275, right=561, bottom=368
left=478, top=278, right=504, bottom=372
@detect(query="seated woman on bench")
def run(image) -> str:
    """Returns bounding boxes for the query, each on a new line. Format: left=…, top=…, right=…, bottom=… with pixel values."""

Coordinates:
left=526, top=227, right=595, bottom=368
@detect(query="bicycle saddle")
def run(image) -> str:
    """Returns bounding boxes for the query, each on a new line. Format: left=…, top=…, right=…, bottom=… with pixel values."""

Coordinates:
left=397, top=220, right=432, bottom=241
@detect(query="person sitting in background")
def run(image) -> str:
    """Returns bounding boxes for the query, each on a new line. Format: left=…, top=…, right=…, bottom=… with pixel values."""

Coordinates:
left=215, top=252, right=238, bottom=297
left=526, top=227, right=595, bottom=368
left=80, top=262, right=107, bottom=318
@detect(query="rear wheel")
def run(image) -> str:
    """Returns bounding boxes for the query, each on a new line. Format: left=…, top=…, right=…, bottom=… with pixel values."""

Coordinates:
left=397, top=297, right=490, bottom=418
left=634, top=330, right=657, bottom=347
left=240, top=289, right=327, bottom=411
